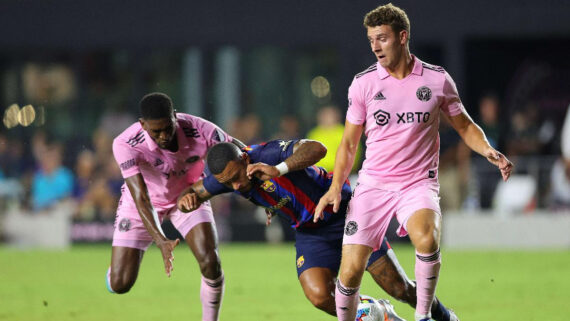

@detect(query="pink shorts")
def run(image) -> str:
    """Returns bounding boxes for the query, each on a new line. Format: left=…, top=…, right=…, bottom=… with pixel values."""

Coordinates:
left=343, top=181, right=441, bottom=250
left=112, top=201, right=214, bottom=250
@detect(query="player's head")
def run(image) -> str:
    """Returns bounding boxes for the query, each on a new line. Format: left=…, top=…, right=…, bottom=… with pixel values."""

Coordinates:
left=363, top=3, right=410, bottom=69
left=207, top=142, right=252, bottom=192
left=138, top=92, right=177, bottom=150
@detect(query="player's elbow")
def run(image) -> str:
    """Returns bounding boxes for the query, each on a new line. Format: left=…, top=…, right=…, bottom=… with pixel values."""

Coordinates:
left=315, top=142, right=327, bottom=160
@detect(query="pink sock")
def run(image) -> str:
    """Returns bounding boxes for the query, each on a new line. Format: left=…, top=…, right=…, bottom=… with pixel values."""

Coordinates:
left=414, top=249, right=441, bottom=319
left=200, top=273, right=225, bottom=321
left=335, top=280, right=359, bottom=321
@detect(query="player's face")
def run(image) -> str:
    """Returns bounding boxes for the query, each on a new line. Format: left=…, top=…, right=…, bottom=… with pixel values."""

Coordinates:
left=367, top=25, right=406, bottom=70
left=214, top=158, right=252, bottom=193
left=140, top=115, right=177, bottom=150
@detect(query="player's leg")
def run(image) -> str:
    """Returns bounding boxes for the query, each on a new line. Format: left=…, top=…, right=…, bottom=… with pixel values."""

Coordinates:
left=107, top=246, right=145, bottom=293
left=406, top=208, right=442, bottom=321
left=396, top=182, right=444, bottom=321
left=298, top=267, right=337, bottom=315
left=366, top=238, right=456, bottom=321
left=336, top=244, right=372, bottom=321
left=107, top=209, right=153, bottom=294
left=172, top=202, right=223, bottom=321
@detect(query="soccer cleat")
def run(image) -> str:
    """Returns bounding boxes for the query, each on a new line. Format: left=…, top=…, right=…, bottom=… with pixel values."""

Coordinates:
left=448, top=310, right=460, bottom=321
left=377, top=299, right=407, bottom=321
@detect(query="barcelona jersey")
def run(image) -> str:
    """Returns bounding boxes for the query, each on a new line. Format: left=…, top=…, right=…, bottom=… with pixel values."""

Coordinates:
left=202, top=139, right=353, bottom=229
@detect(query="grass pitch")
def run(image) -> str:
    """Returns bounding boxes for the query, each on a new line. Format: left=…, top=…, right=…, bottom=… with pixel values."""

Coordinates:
left=0, top=243, right=567, bottom=320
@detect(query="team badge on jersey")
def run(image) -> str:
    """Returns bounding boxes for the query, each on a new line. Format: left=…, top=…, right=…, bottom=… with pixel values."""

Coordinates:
left=373, top=109, right=390, bottom=126
left=416, top=86, right=432, bottom=102
left=261, top=180, right=276, bottom=193
left=345, top=221, right=358, bottom=236
left=118, top=218, right=131, bottom=232
left=297, top=255, right=305, bottom=268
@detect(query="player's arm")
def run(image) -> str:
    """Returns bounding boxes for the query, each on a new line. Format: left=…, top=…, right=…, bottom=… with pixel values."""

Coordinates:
left=125, top=174, right=179, bottom=277
left=246, top=139, right=327, bottom=181
left=177, top=180, right=213, bottom=213
left=444, top=112, right=513, bottom=181
left=314, top=120, right=363, bottom=222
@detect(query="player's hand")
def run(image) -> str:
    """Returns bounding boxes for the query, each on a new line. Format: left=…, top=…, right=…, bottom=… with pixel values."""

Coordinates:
left=247, top=162, right=279, bottom=180
left=313, top=187, right=342, bottom=223
left=155, top=238, right=180, bottom=277
left=484, top=149, right=514, bottom=181
left=178, top=190, right=200, bottom=213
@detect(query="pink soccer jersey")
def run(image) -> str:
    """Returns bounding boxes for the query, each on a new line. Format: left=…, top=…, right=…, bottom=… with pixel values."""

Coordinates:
left=346, top=55, right=465, bottom=191
left=112, top=113, right=232, bottom=211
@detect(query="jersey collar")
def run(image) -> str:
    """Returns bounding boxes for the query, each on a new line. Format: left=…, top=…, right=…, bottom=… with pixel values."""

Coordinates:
left=377, top=54, right=423, bottom=79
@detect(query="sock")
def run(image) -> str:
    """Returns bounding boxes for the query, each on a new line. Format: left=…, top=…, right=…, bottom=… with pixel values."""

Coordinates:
left=414, top=248, right=441, bottom=320
left=105, top=267, right=115, bottom=294
left=200, top=273, right=225, bottom=321
left=335, top=279, right=359, bottom=321
left=431, top=298, right=451, bottom=321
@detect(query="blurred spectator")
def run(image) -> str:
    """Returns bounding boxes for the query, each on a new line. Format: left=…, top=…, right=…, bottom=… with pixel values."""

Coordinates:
left=307, top=105, right=361, bottom=172
left=506, top=102, right=555, bottom=157
left=230, top=113, right=263, bottom=144
left=438, top=116, right=470, bottom=211
left=469, top=94, right=506, bottom=209
left=271, top=114, right=301, bottom=140
left=72, top=149, right=119, bottom=221
left=31, top=143, right=74, bottom=210
left=549, top=105, right=570, bottom=209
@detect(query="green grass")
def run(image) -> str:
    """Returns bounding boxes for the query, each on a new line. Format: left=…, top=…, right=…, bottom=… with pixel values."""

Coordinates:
left=0, top=243, right=567, bottom=320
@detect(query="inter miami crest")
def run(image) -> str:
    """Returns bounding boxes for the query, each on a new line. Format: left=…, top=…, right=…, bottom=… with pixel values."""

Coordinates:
left=345, top=221, right=358, bottom=236
left=118, top=218, right=131, bottom=232
left=416, top=86, right=432, bottom=102
left=373, top=109, right=390, bottom=126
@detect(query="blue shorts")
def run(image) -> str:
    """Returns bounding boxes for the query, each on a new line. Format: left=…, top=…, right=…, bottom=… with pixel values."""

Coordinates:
left=295, top=211, right=390, bottom=277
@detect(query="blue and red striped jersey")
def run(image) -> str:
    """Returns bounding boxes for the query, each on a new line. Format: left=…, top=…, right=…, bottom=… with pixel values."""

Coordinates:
left=203, top=139, right=352, bottom=229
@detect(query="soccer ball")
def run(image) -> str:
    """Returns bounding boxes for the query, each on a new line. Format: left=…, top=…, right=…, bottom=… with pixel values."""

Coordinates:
left=355, top=294, right=386, bottom=321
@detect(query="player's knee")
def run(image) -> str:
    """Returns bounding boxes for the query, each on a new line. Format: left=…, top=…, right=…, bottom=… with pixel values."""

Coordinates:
left=109, top=272, right=135, bottom=294
left=198, top=252, right=222, bottom=279
left=308, top=290, right=335, bottom=315
left=411, top=226, right=440, bottom=253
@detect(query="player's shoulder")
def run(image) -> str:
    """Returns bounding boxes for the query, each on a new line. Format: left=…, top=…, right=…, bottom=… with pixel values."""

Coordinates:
left=353, top=62, right=378, bottom=80
left=113, top=122, right=145, bottom=149
left=418, top=58, right=446, bottom=75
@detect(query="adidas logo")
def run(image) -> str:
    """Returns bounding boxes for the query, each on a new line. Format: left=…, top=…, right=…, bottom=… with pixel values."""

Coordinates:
left=154, top=158, right=164, bottom=167
left=374, top=91, right=386, bottom=100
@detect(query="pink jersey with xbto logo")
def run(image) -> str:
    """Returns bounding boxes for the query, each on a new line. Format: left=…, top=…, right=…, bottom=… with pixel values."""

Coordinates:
left=347, top=55, right=464, bottom=191
left=113, top=113, right=232, bottom=211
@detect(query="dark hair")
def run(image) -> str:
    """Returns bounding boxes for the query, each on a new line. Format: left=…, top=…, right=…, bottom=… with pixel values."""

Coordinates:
left=206, top=142, right=242, bottom=175
left=139, top=92, right=174, bottom=120
left=363, top=3, right=410, bottom=41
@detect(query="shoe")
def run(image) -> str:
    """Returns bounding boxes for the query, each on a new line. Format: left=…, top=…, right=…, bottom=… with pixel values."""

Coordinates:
left=377, top=299, right=407, bottom=321
left=448, top=309, right=459, bottom=321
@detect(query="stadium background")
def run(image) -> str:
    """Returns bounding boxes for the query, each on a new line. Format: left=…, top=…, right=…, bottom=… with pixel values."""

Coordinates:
left=0, top=1, right=569, bottom=320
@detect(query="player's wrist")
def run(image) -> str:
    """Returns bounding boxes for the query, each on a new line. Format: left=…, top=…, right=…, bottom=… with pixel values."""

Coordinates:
left=275, top=162, right=289, bottom=176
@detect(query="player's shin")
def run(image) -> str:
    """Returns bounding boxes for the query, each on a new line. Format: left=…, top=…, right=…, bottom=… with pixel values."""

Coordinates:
left=414, top=249, right=441, bottom=321
left=335, top=279, right=359, bottom=321
left=200, top=272, right=225, bottom=321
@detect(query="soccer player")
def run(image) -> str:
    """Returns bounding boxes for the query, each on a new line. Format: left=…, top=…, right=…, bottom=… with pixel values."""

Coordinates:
left=106, top=92, right=244, bottom=321
left=178, top=139, right=458, bottom=321
left=314, top=4, right=514, bottom=321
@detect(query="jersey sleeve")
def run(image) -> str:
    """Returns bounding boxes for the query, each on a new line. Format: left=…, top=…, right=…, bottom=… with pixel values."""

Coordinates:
left=195, top=117, right=233, bottom=148
left=202, top=175, right=233, bottom=195
left=112, top=138, right=141, bottom=179
left=346, top=78, right=367, bottom=125
left=440, top=71, right=465, bottom=117
left=249, top=139, right=297, bottom=165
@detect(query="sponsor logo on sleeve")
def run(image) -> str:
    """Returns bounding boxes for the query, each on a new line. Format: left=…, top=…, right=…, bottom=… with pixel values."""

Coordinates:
left=120, top=159, right=136, bottom=171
